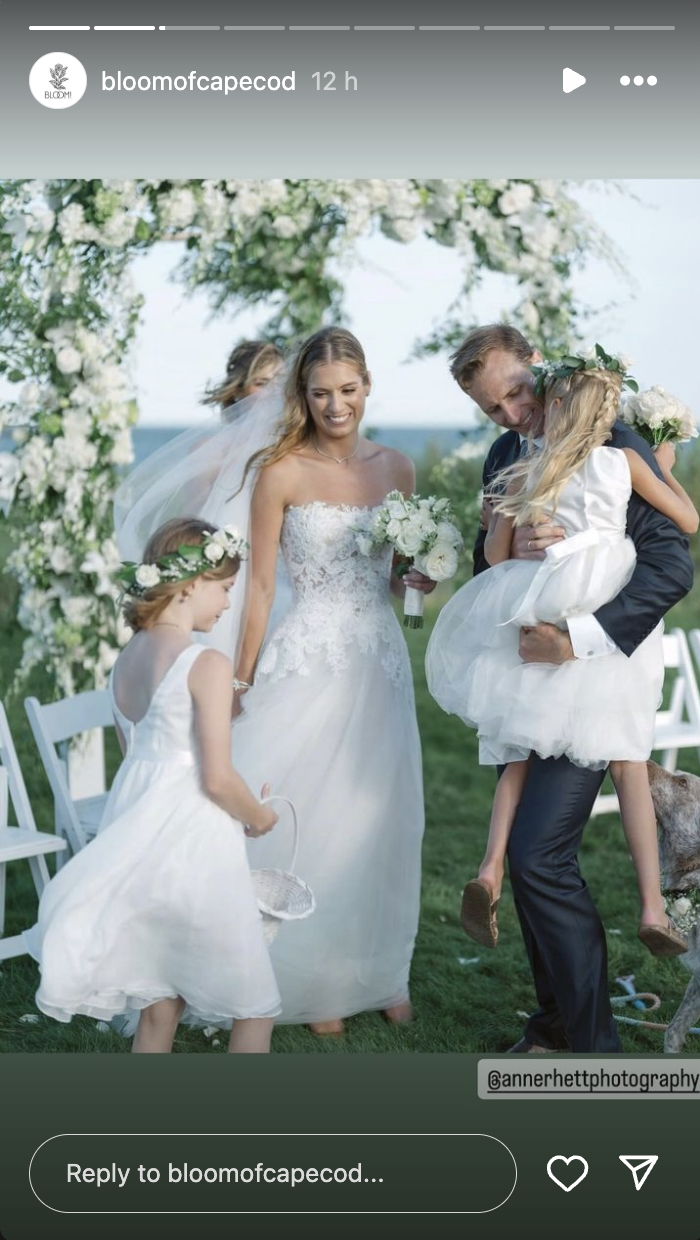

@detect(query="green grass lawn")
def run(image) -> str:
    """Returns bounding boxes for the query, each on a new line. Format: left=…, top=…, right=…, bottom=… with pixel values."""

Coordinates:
left=1, top=539, right=698, bottom=1054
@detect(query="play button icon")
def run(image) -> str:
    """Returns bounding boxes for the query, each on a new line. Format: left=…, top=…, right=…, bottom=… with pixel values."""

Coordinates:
left=563, top=67, right=586, bottom=93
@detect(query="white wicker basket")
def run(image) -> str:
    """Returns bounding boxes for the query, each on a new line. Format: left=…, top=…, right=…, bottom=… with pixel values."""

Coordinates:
left=250, top=796, right=315, bottom=945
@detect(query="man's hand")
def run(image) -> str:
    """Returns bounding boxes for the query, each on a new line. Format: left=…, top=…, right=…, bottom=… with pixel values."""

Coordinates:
left=403, top=568, right=437, bottom=594
left=511, top=520, right=566, bottom=561
left=519, top=623, right=575, bottom=664
left=479, top=496, right=495, bottom=530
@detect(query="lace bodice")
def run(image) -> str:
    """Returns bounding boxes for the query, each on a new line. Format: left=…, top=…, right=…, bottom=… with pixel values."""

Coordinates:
left=256, top=502, right=411, bottom=688
left=109, top=645, right=203, bottom=763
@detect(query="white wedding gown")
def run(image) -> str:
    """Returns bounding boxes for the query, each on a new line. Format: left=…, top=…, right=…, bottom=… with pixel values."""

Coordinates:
left=231, top=501, right=425, bottom=1024
left=426, top=446, right=664, bottom=770
left=23, top=645, right=281, bottom=1028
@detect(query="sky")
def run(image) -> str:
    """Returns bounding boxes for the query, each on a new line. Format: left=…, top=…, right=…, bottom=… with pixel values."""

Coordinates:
left=130, top=179, right=700, bottom=430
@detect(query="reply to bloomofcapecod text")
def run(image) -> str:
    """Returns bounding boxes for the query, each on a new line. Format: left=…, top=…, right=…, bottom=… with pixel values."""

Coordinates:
left=66, top=1162, right=376, bottom=1186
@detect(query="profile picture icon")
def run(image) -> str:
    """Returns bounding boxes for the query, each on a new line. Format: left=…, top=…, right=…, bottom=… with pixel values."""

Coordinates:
left=29, top=51, right=87, bottom=109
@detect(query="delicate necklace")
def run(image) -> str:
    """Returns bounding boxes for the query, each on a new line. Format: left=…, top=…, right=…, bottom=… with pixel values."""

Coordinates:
left=312, top=437, right=360, bottom=465
left=152, top=622, right=189, bottom=632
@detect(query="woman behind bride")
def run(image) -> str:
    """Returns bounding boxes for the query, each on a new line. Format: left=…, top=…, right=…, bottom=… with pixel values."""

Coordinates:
left=228, top=327, right=431, bottom=1036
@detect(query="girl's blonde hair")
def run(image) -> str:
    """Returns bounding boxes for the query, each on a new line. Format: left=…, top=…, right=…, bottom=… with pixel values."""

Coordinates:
left=237, top=327, right=370, bottom=492
left=122, top=517, right=241, bottom=632
left=203, top=339, right=284, bottom=419
left=493, top=368, right=623, bottom=527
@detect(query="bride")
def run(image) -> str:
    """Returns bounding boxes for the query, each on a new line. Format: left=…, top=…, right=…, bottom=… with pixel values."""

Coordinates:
left=115, top=327, right=431, bottom=1036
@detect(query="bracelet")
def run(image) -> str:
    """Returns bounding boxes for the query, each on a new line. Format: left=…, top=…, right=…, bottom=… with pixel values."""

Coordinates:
left=233, top=678, right=252, bottom=692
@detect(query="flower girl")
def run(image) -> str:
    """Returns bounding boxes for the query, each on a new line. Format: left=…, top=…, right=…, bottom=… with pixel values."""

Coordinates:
left=24, top=517, right=281, bottom=1053
left=426, top=352, right=698, bottom=956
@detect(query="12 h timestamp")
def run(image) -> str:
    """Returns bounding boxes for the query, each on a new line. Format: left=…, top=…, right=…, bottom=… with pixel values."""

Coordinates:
left=312, top=71, right=358, bottom=91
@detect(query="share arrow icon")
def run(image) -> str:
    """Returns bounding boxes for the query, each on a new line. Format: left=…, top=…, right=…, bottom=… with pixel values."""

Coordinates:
left=619, top=1155, right=659, bottom=1190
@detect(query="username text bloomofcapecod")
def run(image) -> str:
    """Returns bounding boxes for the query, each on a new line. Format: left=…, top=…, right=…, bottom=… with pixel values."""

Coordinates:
left=102, top=70, right=296, bottom=93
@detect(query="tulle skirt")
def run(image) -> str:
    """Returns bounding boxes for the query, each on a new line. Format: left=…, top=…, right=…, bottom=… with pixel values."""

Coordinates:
left=425, top=533, right=664, bottom=770
left=232, top=641, right=425, bottom=1024
left=23, top=759, right=281, bottom=1026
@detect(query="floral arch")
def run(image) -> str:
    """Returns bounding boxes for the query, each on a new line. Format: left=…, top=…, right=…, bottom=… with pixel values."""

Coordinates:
left=0, top=178, right=616, bottom=695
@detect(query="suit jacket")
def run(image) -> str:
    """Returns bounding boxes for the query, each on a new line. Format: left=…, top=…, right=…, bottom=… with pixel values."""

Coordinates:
left=472, top=420, right=694, bottom=656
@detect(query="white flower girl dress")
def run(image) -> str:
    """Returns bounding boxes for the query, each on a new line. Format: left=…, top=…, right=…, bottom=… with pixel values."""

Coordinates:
left=24, top=645, right=281, bottom=1027
left=425, top=446, right=664, bottom=770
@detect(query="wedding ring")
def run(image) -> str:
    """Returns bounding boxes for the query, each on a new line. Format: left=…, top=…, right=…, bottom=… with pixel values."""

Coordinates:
left=244, top=825, right=251, bottom=835
left=527, top=539, right=533, bottom=551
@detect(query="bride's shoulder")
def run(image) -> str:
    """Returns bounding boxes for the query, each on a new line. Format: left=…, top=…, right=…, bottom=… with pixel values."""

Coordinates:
left=255, top=454, right=300, bottom=503
left=372, top=444, right=415, bottom=491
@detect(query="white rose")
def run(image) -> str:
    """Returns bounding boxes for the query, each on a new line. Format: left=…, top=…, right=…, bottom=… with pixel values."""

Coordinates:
left=19, top=381, right=41, bottom=409
left=203, top=542, right=225, bottom=563
left=62, top=409, right=92, bottom=438
left=413, top=511, right=437, bottom=535
left=436, top=520, right=462, bottom=548
left=395, top=525, right=424, bottom=557
left=386, top=499, right=406, bottom=520
left=61, top=596, right=93, bottom=626
left=18, top=437, right=51, bottom=499
left=100, top=210, right=137, bottom=248
left=386, top=518, right=403, bottom=540
left=109, top=430, right=134, bottom=466
left=672, top=897, right=692, bottom=917
left=159, top=187, right=198, bottom=231
left=57, top=202, right=90, bottom=245
left=418, top=542, right=459, bottom=582
left=136, top=564, right=161, bottom=588
left=55, top=347, right=82, bottom=375
left=356, top=534, right=374, bottom=556
left=433, top=497, right=450, bottom=515
left=74, top=328, right=104, bottom=362
left=498, top=183, right=534, bottom=216
left=272, top=215, right=297, bottom=239
left=264, top=180, right=288, bottom=206
left=49, top=546, right=74, bottom=574
left=0, top=453, right=21, bottom=510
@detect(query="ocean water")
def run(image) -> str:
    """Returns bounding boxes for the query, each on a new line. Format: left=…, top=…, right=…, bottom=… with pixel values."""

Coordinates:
left=131, top=424, right=466, bottom=467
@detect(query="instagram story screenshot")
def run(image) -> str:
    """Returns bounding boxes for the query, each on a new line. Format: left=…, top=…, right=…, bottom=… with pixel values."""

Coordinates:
left=0, top=1, right=699, bottom=1235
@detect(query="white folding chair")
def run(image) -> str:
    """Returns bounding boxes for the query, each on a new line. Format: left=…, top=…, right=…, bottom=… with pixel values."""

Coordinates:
left=690, top=629, right=700, bottom=688
left=591, top=627, right=700, bottom=818
left=0, top=703, right=67, bottom=961
left=654, top=628, right=700, bottom=770
left=24, top=690, right=114, bottom=860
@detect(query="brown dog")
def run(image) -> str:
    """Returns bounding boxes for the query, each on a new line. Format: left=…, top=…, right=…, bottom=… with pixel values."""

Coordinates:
left=647, top=761, right=700, bottom=1052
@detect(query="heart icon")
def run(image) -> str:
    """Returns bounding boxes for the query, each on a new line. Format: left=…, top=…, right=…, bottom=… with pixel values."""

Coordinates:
left=547, top=1155, right=589, bottom=1192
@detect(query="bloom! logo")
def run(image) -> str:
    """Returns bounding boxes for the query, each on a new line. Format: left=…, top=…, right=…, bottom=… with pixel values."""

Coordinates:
left=29, top=52, right=87, bottom=109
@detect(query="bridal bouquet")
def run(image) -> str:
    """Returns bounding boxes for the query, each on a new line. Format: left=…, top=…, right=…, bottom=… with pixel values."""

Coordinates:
left=356, top=491, right=463, bottom=628
left=621, top=386, right=698, bottom=447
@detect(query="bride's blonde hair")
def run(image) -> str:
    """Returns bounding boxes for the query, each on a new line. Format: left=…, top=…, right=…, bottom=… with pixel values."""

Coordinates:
left=493, top=368, right=623, bottom=527
left=236, top=327, right=370, bottom=492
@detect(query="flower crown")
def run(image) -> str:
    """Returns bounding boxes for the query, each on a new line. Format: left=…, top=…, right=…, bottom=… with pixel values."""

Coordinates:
left=530, top=344, right=639, bottom=401
left=116, top=526, right=249, bottom=598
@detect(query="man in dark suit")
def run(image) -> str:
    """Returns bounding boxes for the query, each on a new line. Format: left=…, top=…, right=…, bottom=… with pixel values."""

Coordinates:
left=451, top=324, right=694, bottom=1052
